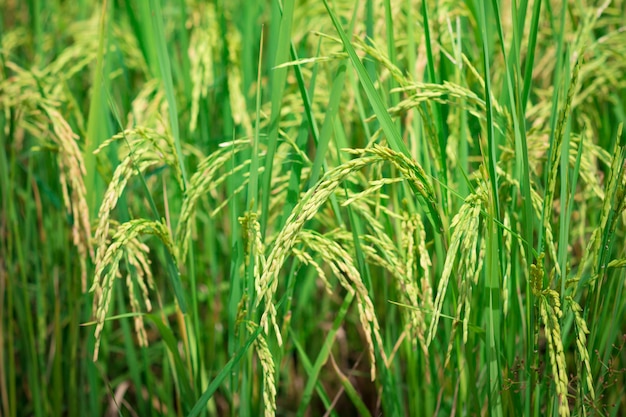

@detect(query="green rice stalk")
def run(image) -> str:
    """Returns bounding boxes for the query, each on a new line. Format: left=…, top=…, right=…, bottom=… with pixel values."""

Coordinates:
left=238, top=210, right=275, bottom=417
left=297, top=230, right=382, bottom=381
left=239, top=211, right=266, bottom=300
left=566, top=296, right=595, bottom=400
left=258, top=145, right=437, bottom=349
left=532, top=256, right=569, bottom=417
left=539, top=290, right=569, bottom=417
left=92, top=128, right=182, bottom=272
left=542, top=58, right=582, bottom=276
left=329, top=203, right=431, bottom=355
left=249, top=323, right=276, bottom=417
left=42, top=105, right=93, bottom=291
left=401, top=213, right=430, bottom=352
left=0, top=62, right=96, bottom=290
left=573, top=125, right=626, bottom=288
left=291, top=248, right=332, bottom=295
left=427, top=182, right=486, bottom=346
left=176, top=139, right=252, bottom=260
left=91, top=219, right=176, bottom=361
left=501, top=212, right=512, bottom=317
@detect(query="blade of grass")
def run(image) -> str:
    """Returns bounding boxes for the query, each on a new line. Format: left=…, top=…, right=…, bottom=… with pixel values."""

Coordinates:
left=84, top=0, right=111, bottom=214
left=147, top=0, right=188, bottom=188
left=420, top=0, right=449, bottom=212
left=383, top=0, right=398, bottom=112
left=247, top=26, right=264, bottom=213
left=296, top=291, right=354, bottom=417
left=0, top=110, right=16, bottom=417
left=488, top=6, right=536, bottom=412
left=145, top=314, right=194, bottom=411
left=115, top=283, right=151, bottom=417
left=307, top=60, right=347, bottom=189
left=280, top=39, right=321, bottom=225
left=476, top=2, right=504, bottom=415
left=537, top=0, right=568, bottom=255
left=290, top=334, right=339, bottom=417
left=28, top=0, right=43, bottom=60
left=187, top=325, right=263, bottom=417
left=239, top=27, right=266, bottom=417
left=261, top=0, right=294, bottom=234
left=328, top=354, right=373, bottom=417
left=521, top=0, right=542, bottom=109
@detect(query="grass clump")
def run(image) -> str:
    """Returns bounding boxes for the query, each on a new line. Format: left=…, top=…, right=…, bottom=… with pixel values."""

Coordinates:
left=1, top=1, right=625, bottom=417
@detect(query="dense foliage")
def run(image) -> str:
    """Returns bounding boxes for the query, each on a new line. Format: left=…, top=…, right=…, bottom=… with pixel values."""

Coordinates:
left=1, top=1, right=625, bottom=416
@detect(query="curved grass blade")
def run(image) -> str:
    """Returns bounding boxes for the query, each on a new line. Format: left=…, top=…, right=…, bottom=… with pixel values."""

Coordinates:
left=145, top=314, right=194, bottom=411
left=186, top=325, right=263, bottom=417
left=296, top=292, right=354, bottom=417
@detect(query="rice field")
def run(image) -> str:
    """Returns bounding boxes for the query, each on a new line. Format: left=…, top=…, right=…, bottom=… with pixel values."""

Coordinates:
left=1, top=0, right=625, bottom=416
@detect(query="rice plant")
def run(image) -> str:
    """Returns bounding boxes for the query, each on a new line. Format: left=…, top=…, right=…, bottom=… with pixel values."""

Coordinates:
left=1, top=1, right=625, bottom=416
